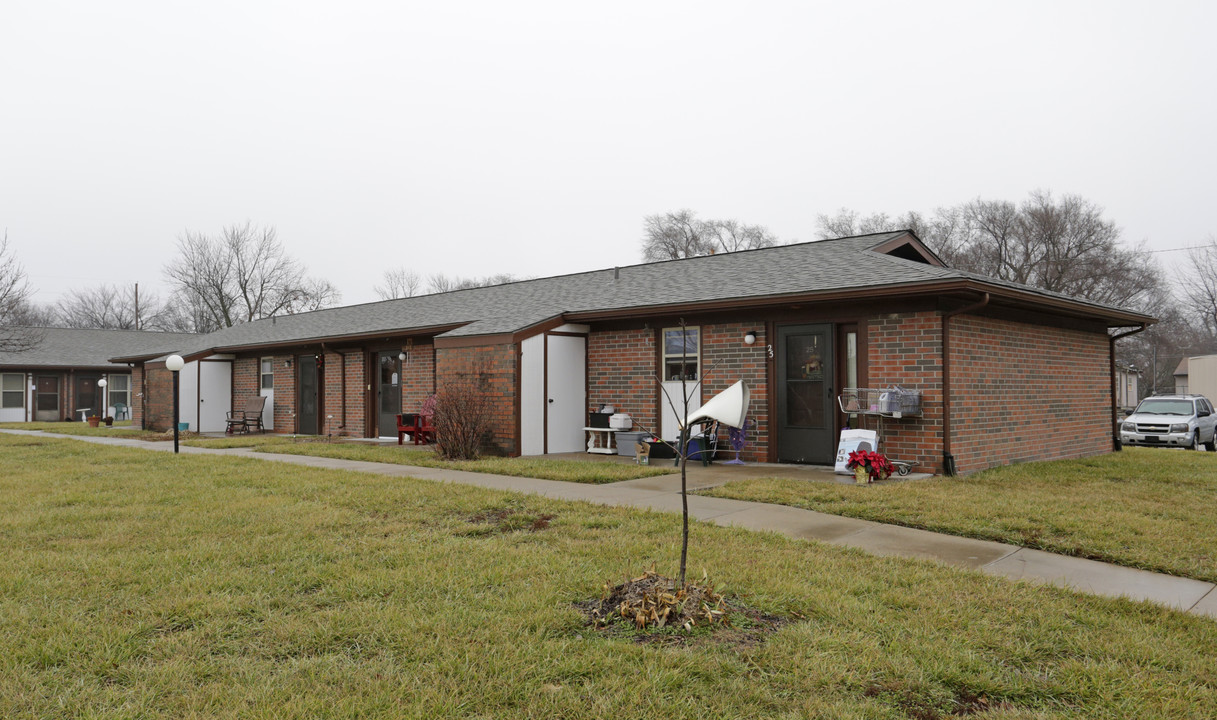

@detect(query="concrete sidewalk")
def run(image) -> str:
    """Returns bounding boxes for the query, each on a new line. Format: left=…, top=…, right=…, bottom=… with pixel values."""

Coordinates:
left=6, top=428, right=1215, bottom=619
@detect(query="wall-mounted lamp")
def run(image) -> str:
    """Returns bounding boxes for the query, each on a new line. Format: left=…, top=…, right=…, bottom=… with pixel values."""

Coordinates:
left=744, top=331, right=757, bottom=345
left=285, top=358, right=292, bottom=368
left=398, top=351, right=408, bottom=364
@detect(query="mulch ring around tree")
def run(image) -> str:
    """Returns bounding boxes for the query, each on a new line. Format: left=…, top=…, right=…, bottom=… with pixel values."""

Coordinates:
left=576, top=570, right=791, bottom=648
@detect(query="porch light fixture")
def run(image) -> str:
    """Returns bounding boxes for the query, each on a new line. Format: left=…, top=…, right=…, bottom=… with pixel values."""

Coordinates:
left=398, top=351, right=408, bottom=363
left=744, top=331, right=757, bottom=345
left=166, top=354, right=185, bottom=454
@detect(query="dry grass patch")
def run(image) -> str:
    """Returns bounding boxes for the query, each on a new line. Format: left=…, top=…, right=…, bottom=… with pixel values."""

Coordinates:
left=703, top=447, right=1217, bottom=582
left=0, top=421, right=164, bottom=441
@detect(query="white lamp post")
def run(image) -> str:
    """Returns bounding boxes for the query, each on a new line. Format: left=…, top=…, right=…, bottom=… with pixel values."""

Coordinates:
left=165, top=355, right=185, bottom=453
left=97, top=378, right=108, bottom=424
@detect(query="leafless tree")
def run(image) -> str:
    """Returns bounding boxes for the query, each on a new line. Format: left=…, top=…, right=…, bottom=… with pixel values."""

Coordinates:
left=642, top=210, right=779, bottom=261
left=1179, top=235, right=1217, bottom=336
left=425, top=272, right=519, bottom=295
left=375, top=267, right=423, bottom=300
left=163, top=222, right=340, bottom=332
left=817, top=190, right=1162, bottom=311
left=0, top=235, right=44, bottom=352
left=56, top=284, right=152, bottom=330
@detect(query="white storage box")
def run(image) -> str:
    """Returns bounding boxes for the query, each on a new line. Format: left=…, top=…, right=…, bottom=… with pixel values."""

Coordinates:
left=834, top=429, right=878, bottom=474
left=609, top=413, right=632, bottom=430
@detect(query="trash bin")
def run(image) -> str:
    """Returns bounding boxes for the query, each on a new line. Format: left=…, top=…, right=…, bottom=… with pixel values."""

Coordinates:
left=616, top=431, right=646, bottom=457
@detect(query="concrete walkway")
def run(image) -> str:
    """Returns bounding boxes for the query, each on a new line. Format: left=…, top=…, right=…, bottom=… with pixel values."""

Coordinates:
left=6, top=429, right=1215, bottom=619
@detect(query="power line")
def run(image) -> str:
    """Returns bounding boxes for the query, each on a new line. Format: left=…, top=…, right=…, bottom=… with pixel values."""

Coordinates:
left=1147, top=245, right=1207, bottom=254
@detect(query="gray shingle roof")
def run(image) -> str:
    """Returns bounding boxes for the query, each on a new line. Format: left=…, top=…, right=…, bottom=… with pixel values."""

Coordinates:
left=0, top=328, right=199, bottom=369
left=112, top=232, right=1154, bottom=361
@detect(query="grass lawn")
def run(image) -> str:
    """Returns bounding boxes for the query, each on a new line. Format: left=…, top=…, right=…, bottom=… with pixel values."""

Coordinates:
left=1, top=436, right=1216, bottom=718
left=0, top=421, right=164, bottom=441
left=182, top=435, right=298, bottom=449
left=703, top=447, right=1217, bottom=583
left=255, top=441, right=673, bottom=484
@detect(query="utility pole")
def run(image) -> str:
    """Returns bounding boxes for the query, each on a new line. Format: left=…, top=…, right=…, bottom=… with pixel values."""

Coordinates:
left=134, top=283, right=140, bottom=330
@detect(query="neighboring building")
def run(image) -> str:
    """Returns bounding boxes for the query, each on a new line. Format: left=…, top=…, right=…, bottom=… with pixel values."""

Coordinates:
left=0, top=328, right=197, bottom=423
left=1175, top=357, right=1191, bottom=394
left=117, top=232, right=1153, bottom=475
left=1173, top=354, right=1217, bottom=399
left=1114, top=362, right=1141, bottom=411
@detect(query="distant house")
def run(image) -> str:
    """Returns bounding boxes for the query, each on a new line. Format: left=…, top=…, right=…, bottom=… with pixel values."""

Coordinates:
left=118, top=232, right=1153, bottom=475
left=0, top=328, right=196, bottom=423
left=1172, top=354, right=1217, bottom=399
left=1114, top=362, right=1141, bottom=411
left=1175, top=357, right=1190, bottom=394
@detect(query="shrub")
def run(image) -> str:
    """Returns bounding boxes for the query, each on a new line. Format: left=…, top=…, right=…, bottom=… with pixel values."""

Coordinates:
left=432, top=367, right=494, bottom=460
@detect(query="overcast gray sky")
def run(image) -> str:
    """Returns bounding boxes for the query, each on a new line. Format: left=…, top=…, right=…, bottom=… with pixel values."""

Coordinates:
left=3, top=0, right=1214, bottom=309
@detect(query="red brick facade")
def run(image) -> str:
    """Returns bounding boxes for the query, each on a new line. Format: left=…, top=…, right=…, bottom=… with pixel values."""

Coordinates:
left=948, top=315, right=1111, bottom=473
left=701, top=322, right=769, bottom=462
left=143, top=365, right=175, bottom=432
left=587, top=328, right=657, bottom=434
left=866, top=312, right=944, bottom=474
left=435, top=343, right=517, bottom=454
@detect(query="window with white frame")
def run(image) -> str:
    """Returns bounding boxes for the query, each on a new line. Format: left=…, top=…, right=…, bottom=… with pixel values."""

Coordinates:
left=108, top=375, right=130, bottom=411
left=662, top=326, right=700, bottom=381
left=1, top=373, right=24, bottom=409
left=261, top=358, right=274, bottom=390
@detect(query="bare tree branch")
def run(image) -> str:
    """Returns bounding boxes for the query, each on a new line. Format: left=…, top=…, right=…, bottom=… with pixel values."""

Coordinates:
left=0, top=234, right=44, bottom=352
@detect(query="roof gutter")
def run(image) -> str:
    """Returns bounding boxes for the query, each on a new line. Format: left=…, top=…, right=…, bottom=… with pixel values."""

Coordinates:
left=941, top=292, right=990, bottom=476
left=1110, top=323, right=1149, bottom=451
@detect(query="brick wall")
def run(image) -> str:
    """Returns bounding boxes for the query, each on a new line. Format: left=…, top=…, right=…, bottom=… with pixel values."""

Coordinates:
left=401, top=343, right=435, bottom=413
left=318, top=350, right=367, bottom=437
left=587, top=322, right=770, bottom=462
left=949, top=315, right=1111, bottom=473
left=587, top=328, right=657, bottom=433
left=273, top=355, right=296, bottom=432
left=702, top=322, right=769, bottom=462
left=232, top=356, right=259, bottom=415
left=131, top=365, right=144, bottom=427
left=143, top=365, right=175, bottom=432
left=435, top=343, right=517, bottom=454
left=866, top=312, right=944, bottom=474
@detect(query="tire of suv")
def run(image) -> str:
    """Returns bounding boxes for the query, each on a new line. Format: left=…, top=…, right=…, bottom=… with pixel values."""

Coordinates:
left=1188, top=431, right=1200, bottom=451
left=1206, top=432, right=1217, bottom=452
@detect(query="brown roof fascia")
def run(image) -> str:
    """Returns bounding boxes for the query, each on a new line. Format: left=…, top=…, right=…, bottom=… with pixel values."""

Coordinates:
left=0, top=364, right=130, bottom=372
left=563, top=278, right=1154, bottom=328
left=509, top=315, right=568, bottom=343
left=208, top=323, right=468, bottom=357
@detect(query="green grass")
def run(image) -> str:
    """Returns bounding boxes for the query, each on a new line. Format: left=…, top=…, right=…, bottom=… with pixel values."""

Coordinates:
left=703, top=447, right=1217, bottom=582
left=1, top=434, right=1215, bottom=718
left=0, top=421, right=164, bottom=441
left=255, top=441, right=673, bottom=484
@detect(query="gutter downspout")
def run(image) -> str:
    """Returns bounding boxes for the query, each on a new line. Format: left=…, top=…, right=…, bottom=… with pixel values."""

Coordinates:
left=1110, top=324, right=1148, bottom=451
left=941, top=292, right=990, bottom=476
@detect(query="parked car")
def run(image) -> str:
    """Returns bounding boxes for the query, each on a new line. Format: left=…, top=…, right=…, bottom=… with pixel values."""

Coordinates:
left=1120, top=394, right=1217, bottom=450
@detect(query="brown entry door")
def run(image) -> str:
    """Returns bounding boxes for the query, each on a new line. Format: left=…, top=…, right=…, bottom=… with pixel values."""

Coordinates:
left=74, top=375, right=101, bottom=419
left=776, top=324, right=835, bottom=464
left=35, top=376, right=59, bottom=422
left=297, top=355, right=319, bottom=434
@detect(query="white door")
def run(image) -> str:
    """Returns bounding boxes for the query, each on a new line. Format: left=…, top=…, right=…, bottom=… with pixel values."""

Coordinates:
left=661, top=380, right=702, bottom=441
left=545, top=335, right=586, bottom=454
left=519, top=335, right=545, bottom=455
left=259, top=358, right=274, bottom=431
left=198, top=361, right=233, bottom=433
left=180, top=362, right=200, bottom=431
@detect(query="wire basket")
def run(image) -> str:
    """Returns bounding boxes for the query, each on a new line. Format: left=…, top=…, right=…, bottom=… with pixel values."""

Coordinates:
left=838, top=387, right=922, bottom=417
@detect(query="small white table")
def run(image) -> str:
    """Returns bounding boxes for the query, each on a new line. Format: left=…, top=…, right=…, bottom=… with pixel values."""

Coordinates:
left=583, top=426, right=618, bottom=454
left=76, top=409, right=91, bottom=422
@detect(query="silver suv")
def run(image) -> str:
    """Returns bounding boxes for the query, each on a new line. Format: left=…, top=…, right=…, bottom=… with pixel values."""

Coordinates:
left=1120, top=394, right=1217, bottom=450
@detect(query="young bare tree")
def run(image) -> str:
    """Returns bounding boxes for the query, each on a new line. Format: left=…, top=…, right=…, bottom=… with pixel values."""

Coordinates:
left=163, top=223, right=340, bottom=332
left=0, top=235, right=43, bottom=352
left=642, top=210, right=779, bottom=261
left=375, top=267, right=423, bottom=300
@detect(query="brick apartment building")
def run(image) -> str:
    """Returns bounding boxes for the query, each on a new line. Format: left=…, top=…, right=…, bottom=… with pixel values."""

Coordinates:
left=114, top=232, right=1152, bottom=475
